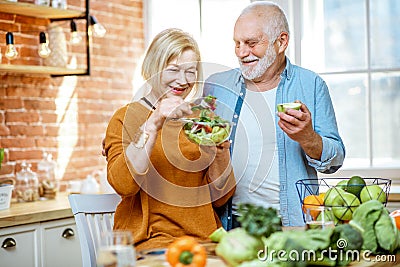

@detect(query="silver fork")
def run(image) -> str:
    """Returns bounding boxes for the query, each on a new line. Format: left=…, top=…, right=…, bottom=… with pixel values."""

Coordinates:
left=170, top=117, right=209, bottom=125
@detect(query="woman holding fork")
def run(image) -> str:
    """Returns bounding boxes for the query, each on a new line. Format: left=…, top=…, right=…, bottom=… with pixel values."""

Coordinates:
left=104, top=28, right=236, bottom=250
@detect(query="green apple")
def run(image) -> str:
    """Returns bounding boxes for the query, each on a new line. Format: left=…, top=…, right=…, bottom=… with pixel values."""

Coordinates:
left=336, top=180, right=348, bottom=190
left=324, top=187, right=346, bottom=206
left=331, top=192, right=360, bottom=221
left=360, top=185, right=387, bottom=203
left=277, top=102, right=301, bottom=113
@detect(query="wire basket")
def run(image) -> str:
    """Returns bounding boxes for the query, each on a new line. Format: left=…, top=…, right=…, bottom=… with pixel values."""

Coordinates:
left=295, top=177, right=391, bottom=223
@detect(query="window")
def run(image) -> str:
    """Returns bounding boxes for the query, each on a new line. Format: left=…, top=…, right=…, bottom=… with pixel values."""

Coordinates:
left=297, top=0, right=400, bottom=179
left=145, top=0, right=249, bottom=69
left=145, top=0, right=400, bottom=180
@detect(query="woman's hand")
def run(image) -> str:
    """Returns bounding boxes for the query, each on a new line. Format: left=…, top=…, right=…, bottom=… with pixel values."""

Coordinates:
left=146, top=95, right=193, bottom=132
left=204, top=140, right=232, bottom=187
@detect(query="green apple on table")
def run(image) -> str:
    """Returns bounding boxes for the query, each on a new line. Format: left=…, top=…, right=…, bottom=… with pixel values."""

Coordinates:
left=360, top=184, right=387, bottom=203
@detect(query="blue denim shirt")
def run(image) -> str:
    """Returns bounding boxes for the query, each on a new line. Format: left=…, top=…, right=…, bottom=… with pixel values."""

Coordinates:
left=204, top=58, right=345, bottom=226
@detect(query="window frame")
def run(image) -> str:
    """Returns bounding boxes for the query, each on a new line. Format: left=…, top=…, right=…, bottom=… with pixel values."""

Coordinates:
left=288, top=0, right=400, bottom=180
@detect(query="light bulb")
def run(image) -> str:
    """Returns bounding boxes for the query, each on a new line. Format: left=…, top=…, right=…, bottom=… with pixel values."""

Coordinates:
left=5, top=32, right=18, bottom=60
left=70, top=20, right=82, bottom=45
left=89, top=15, right=106, bottom=37
left=38, top=32, right=51, bottom=58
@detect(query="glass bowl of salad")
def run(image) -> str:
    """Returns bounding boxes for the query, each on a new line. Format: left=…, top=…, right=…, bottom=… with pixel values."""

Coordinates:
left=182, top=109, right=232, bottom=146
left=176, top=95, right=232, bottom=146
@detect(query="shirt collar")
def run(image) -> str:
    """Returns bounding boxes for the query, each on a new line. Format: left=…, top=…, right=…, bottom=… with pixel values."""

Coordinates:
left=280, top=57, right=292, bottom=80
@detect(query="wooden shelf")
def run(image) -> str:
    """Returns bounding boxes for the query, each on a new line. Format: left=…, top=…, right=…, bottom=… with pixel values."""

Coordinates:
left=0, top=0, right=90, bottom=76
left=0, top=64, right=87, bottom=76
left=0, top=0, right=84, bottom=19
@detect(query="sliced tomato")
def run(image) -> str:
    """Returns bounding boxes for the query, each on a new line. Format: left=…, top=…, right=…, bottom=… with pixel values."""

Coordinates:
left=204, top=125, right=213, bottom=133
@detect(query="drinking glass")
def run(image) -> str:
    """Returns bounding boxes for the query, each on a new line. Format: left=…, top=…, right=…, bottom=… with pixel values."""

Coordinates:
left=305, top=206, right=335, bottom=230
left=96, top=230, right=136, bottom=267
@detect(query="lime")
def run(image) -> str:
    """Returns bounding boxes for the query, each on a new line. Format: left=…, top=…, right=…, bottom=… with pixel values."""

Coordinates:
left=346, top=176, right=366, bottom=197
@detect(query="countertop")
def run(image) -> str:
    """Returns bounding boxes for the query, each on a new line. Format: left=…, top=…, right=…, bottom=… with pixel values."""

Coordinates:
left=1, top=191, right=400, bottom=229
left=0, top=192, right=73, bottom=228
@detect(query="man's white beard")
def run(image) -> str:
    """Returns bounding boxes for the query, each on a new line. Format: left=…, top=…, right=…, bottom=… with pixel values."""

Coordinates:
left=239, top=43, right=277, bottom=81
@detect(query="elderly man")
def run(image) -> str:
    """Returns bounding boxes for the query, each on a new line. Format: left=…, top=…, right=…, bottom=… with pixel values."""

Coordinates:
left=204, top=1, right=345, bottom=227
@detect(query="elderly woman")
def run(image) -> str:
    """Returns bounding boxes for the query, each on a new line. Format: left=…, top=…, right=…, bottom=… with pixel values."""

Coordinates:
left=104, top=28, right=236, bottom=250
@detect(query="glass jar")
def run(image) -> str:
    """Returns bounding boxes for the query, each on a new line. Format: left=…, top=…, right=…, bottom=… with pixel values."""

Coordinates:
left=37, top=152, right=58, bottom=199
left=15, top=161, right=39, bottom=202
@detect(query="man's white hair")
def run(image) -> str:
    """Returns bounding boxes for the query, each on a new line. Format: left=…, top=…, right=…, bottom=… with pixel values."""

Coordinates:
left=240, top=1, right=290, bottom=42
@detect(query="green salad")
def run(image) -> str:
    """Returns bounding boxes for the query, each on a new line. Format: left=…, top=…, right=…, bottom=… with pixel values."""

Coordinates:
left=183, top=97, right=231, bottom=146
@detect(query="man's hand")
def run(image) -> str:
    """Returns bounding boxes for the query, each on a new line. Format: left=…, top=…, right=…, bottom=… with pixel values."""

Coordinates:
left=277, top=101, right=322, bottom=160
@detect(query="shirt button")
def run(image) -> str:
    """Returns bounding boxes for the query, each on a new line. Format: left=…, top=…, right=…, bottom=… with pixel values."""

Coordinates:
left=233, top=114, right=238, bottom=118
left=239, top=92, right=244, bottom=96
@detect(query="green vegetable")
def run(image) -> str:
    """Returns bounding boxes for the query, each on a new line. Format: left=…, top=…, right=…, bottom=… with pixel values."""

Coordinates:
left=262, top=229, right=333, bottom=266
left=0, top=148, right=3, bottom=169
left=349, top=199, right=399, bottom=253
left=192, top=95, right=217, bottom=111
left=330, top=224, right=363, bottom=251
left=375, top=208, right=396, bottom=251
left=209, top=227, right=227, bottom=242
left=183, top=117, right=231, bottom=146
left=215, top=228, right=264, bottom=267
left=236, top=203, right=282, bottom=238
left=183, top=95, right=231, bottom=146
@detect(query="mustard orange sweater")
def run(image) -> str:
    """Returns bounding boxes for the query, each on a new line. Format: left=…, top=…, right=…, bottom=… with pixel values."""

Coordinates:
left=105, top=102, right=236, bottom=250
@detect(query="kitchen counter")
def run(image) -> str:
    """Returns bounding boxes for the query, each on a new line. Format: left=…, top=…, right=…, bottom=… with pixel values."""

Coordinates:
left=0, top=192, right=73, bottom=228
left=1, top=191, right=400, bottom=229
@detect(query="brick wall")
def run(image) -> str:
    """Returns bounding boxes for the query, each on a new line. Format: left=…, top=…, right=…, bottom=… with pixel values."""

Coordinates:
left=0, top=0, right=144, bottom=188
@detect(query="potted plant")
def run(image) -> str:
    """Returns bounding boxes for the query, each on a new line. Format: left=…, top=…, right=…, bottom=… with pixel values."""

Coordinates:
left=0, top=148, right=3, bottom=169
left=0, top=148, right=15, bottom=210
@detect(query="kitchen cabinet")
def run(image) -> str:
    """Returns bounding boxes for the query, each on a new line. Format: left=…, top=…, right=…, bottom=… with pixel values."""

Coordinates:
left=0, top=193, right=83, bottom=267
left=0, top=223, right=40, bottom=267
left=0, top=218, right=82, bottom=267
left=41, top=218, right=82, bottom=267
left=0, top=0, right=90, bottom=76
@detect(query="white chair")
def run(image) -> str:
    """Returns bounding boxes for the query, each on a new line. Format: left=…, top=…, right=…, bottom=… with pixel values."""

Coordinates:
left=68, top=193, right=121, bottom=267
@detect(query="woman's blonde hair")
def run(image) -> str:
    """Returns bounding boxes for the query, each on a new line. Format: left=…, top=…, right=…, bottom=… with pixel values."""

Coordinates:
left=141, top=28, right=203, bottom=101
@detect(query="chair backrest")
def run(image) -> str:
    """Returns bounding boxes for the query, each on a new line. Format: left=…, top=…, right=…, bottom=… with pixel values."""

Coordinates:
left=68, top=193, right=121, bottom=267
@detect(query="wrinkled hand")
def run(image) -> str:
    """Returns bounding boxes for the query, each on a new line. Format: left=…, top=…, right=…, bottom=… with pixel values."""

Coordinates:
left=277, top=100, right=322, bottom=159
left=158, top=95, right=192, bottom=119
left=199, top=140, right=231, bottom=156
left=148, top=95, right=193, bottom=132
left=203, top=140, right=232, bottom=185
